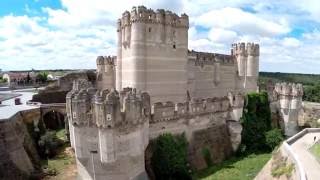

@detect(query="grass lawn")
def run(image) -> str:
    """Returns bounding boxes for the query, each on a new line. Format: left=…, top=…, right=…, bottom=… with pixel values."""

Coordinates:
left=310, top=143, right=320, bottom=160
left=195, top=153, right=271, bottom=180
left=41, top=144, right=75, bottom=176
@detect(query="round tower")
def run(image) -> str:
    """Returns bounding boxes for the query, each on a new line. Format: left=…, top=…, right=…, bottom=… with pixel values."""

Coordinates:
left=120, top=6, right=147, bottom=91
left=96, top=56, right=115, bottom=90
left=116, top=19, right=122, bottom=91
left=246, top=43, right=259, bottom=77
left=233, top=43, right=246, bottom=77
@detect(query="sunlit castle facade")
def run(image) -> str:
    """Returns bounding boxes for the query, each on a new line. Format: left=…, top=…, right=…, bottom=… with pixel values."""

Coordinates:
left=115, top=6, right=259, bottom=103
left=67, top=6, right=259, bottom=180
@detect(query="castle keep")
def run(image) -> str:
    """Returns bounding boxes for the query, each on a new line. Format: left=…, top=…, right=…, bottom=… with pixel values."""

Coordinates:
left=115, top=6, right=259, bottom=103
left=67, top=6, right=259, bottom=180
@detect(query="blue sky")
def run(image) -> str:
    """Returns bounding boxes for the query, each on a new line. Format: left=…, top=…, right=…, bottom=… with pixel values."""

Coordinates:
left=0, top=0, right=319, bottom=73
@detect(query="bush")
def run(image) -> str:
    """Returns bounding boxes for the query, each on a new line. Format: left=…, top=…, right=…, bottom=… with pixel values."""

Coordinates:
left=265, top=129, right=284, bottom=150
left=201, top=147, right=213, bottom=167
left=151, top=133, right=191, bottom=180
left=241, top=92, right=272, bottom=152
left=38, top=130, right=63, bottom=158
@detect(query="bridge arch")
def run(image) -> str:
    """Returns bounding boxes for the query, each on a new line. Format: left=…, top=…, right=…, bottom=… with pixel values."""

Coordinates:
left=42, top=110, right=65, bottom=130
left=40, top=103, right=67, bottom=130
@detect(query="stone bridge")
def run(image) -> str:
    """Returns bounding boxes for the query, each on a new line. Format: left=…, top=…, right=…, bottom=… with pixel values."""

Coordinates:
left=39, top=103, right=66, bottom=130
left=27, top=102, right=67, bottom=130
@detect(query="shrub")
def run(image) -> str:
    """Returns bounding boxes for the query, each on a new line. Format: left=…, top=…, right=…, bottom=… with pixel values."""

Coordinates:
left=38, top=130, right=63, bottom=158
left=151, top=133, right=191, bottom=180
left=271, top=164, right=294, bottom=177
left=201, top=147, right=213, bottom=167
left=265, top=129, right=284, bottom=150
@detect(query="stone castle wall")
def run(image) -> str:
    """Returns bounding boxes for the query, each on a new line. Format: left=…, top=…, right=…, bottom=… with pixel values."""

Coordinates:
left=187, top=51, right=237, bottom=99
left=186, top=43, right=259, bottom=100
left=67, top=79, right=244, bottom=179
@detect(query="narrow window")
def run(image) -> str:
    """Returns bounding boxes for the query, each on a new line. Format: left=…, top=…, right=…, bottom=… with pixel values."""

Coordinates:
left=148, top=27, right=151, bottom=32
left=173, top=44, right=176, bottom=49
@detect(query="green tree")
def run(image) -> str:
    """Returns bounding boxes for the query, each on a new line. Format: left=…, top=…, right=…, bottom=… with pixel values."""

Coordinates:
left=303, top=84, right=320, bottom=102
left=151, top=133, right=191, bottom=180
left=38, top=130, right=63, bottom=158
left=241, top=91, right=272, bottom=152
left=37, top=71, right=48, bottom=83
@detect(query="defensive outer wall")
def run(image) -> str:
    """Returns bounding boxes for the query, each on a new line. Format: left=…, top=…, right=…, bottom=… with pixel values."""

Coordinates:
left=67, top=79, right=245, bottom=180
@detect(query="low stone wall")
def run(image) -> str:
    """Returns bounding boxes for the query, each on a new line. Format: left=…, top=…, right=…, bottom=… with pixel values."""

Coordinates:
left=282, top=142, right=306, bottom=180
left=298, top=102, right=320, bottom=127
left=280, top=128, right=320, bottom=180
left=32, top=90, right=69, bottom=103
left=32, top=70, right=96, bottom=104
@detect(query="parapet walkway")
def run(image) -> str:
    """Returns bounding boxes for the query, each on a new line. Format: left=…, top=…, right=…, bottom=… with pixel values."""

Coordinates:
left=288, top=129, right=320, bottom=180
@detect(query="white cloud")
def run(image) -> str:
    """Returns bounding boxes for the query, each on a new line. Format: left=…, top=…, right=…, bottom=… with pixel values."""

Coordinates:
left=0, top=13, right=116, bottom=70
left=208, top=28, right=238, bottom=43
left=294, top=0, right=320, bottom=23
left=195, top=7, right=290, bottom=37
left=282, top=37, right=301, bottom=47
left=0, top=15, right=46, bottom=38
left=0, top=0, right=320, bottom=74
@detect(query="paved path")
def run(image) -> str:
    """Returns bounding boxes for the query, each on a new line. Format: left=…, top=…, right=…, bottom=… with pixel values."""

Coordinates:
left=290, top=132, right=320, bottom=180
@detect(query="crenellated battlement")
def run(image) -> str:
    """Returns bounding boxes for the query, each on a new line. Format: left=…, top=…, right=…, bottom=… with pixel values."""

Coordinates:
left=67, top=84, right=150, bottom=131
left=96, top=56, right=116, bottom=66
left=150, top=96, right=238, bottom=123
left=188, top=50, right=234, bottom=66
left=274, top=82, right=303, bottom=97
left=231, top=42, right=259, bottom=56
left=246, top=43, right=259, bottom=56
left=118, top=5, right=189, bottom=28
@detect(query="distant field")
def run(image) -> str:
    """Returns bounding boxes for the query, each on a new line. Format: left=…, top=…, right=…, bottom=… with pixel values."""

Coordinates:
left=0, top=93, right=21, bottom=101
left=195, top=153, right=271, bottom=180
left=259, top=72, right=320, bottom=86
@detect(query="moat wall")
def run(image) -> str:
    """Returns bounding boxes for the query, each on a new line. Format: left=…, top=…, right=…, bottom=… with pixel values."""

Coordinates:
left=0, top=108, right=41, bottom=179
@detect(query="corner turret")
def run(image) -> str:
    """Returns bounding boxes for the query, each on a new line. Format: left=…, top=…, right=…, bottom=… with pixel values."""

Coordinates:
left=96, top=56, right=116, bottom=90
left=273, top=82, right=303, bottom=136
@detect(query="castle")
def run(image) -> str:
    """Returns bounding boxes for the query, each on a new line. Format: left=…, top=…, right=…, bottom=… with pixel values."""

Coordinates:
left=66, top=6, right=260, bottom=180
